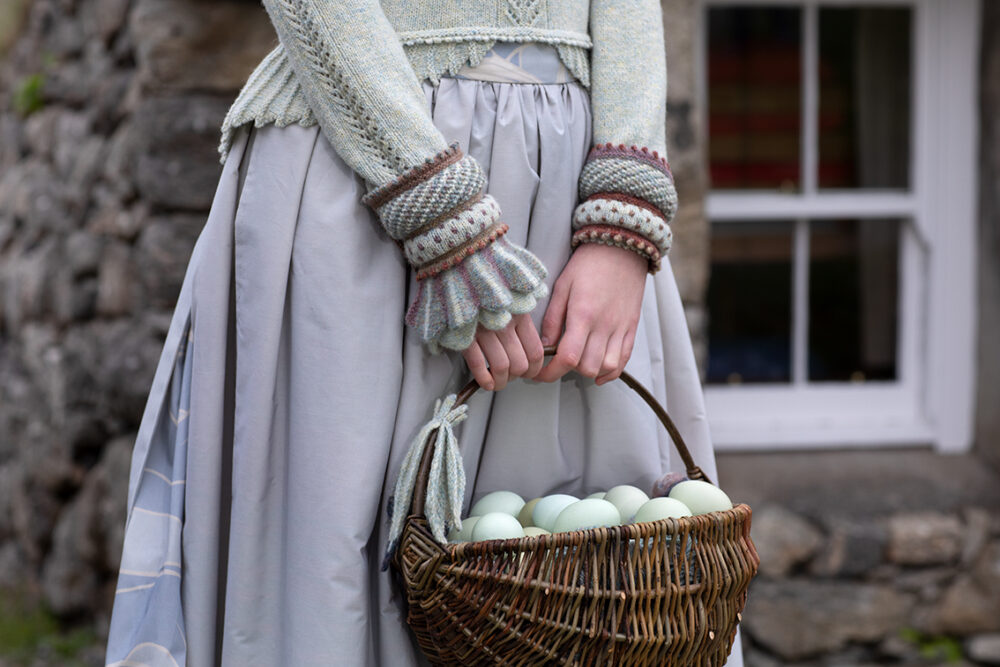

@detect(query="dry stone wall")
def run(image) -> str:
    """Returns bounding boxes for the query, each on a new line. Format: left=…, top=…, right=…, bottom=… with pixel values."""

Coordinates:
left=0, top=0, right=274, bottom=640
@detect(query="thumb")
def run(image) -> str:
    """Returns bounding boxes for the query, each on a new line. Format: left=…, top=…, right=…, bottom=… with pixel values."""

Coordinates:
left=540, top=278, right=569, bottom=347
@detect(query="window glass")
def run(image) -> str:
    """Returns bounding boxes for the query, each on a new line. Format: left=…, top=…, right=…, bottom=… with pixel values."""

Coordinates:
left=808, top=219, right=900, bottom=381
left=707, top=221, right=794, bottom=384
left=708, top=7, right=802, bottom=191
left=818, top=8, right=912, bottom=189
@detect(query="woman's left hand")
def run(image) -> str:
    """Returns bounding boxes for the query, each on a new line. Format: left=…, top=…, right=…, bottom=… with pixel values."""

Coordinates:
left=535, top=243, right=648, bottom=385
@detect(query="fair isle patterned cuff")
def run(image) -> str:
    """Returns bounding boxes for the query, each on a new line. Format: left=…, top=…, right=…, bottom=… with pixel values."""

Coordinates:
left=577, top=143, right=678, bottom=223
left=362, top=141, right=549, bottom=352
left=572, top=143, right=677, bottom=274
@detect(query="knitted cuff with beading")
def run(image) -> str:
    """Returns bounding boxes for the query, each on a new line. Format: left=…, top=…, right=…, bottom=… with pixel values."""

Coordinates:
left=362, top=142, right=548, bottom=352
left=570, top=143, right=678, bottom=273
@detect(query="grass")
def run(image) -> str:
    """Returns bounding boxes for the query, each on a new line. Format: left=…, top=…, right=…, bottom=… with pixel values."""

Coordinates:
left=0, top=589, right=99, bottom=666
left=898, top=627, right=965, bottom=663
left=11, top=73, right=45, bottom=117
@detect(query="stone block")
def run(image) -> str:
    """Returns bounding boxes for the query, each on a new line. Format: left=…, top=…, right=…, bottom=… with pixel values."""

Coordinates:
left=967, top=634, right=1000, bottom=665
left=961, top=506, right=992, bottom=567
left=100, top=121, right=139, bottom=202
left=750, top=504, right=824, bottom=578
left=52, top=111, right=94, bottom=177
left=888, top=512, right=963, bottom=566
left=96, top=239, right=138, bottom=316
left=52, top=272, right=98, bottom=325
left=742, top=579, right=915, bottom=661
left=134, top=214, right=205, bottom=307
left=2, top=236, right=60, bottom=329
left=894, top=566, right=956, bottom=602
left=809, top=516, right=888, bottom=578
left=80, top=0, right=131, bottom=44
left=131, top=0, right=275, bottom=93
left=133, top=95, right=229, bottom=209
left=0, top=113, right=22, bottom=171
left=915, top=543, right=1000, bottom=635
left=22, top=107, right=59, bottom=159
left=86, top=200, right=147, bottom=241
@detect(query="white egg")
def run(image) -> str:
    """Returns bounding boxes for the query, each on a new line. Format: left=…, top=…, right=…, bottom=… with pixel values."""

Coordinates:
left=668, top=480, right=733, bottom=515
left=631, top=497, right=693, bottom=524
left=585, top=491, right=607, bottom=500
left=523, top=526, right=551, bottom=537
left=448, top=516, right=481, bottom=543
left=517, top=498, right=542, bottom=527
left=471, top=512, right=525, bottom=542
left=531, top=494, right=579, bottom=532
left=469, top=490, right=525, bottom=517
left=603, top=485, right=650, bottom=523
left=552, top=499, right=622, bottom=533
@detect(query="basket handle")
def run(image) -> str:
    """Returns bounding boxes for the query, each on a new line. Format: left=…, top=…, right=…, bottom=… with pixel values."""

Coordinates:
left=410, top=345, right=712, bottom=519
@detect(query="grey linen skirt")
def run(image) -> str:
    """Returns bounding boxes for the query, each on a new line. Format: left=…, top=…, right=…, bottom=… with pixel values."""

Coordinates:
left=105, top=72, right=744, bottom=667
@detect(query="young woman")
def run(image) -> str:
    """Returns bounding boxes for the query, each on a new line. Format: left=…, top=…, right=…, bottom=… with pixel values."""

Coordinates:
left=104, top=1, right=744, bottom=665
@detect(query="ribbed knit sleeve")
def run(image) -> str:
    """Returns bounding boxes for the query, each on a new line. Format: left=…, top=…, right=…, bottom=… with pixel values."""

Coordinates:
left=570, top=0, right=678, bottom=273
left=259, top=0, right=548, bottom=351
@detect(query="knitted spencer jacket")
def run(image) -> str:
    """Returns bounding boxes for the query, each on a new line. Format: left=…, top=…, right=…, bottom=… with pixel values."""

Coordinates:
left=218, top=0, right=678, bottom=353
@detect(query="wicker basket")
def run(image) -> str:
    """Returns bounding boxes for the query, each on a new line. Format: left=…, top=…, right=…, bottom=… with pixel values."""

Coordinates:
left=391, top=355, right=760, bottom=666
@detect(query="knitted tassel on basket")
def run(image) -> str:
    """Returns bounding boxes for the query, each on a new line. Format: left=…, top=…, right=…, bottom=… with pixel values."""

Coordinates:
left=382, top=394, right=468, bottom=571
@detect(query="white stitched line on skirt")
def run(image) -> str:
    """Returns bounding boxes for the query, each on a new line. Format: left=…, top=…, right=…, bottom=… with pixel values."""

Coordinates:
left=118, top=567, right=182, bottom=578
left=133, top=507, right=182, bottom=524
left=143, top=467, right=186, bottom=485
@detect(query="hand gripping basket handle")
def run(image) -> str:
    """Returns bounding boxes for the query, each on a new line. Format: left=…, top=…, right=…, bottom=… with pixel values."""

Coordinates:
left=411, top=345, right=712, bottom=518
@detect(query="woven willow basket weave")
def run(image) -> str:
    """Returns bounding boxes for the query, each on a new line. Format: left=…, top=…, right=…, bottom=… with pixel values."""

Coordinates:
left=391, top=354, right=760, bottom=666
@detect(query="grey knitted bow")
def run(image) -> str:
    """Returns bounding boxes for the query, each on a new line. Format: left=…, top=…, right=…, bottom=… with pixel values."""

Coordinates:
left=382, top=394, right=468, bottom=571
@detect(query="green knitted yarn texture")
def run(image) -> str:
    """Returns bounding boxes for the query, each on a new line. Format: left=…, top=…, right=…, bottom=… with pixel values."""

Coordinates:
left=383, top=394, right=468, bottom=571
left=220, top=0, right=674, bottom=348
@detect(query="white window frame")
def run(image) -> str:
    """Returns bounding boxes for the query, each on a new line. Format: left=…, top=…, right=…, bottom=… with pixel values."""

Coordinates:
left=695, top=0, right=980, bottom=452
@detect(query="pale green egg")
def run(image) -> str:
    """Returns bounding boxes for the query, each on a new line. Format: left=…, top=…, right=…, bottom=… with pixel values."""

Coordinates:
left=631, top=497, right=693, bottom=524
left=523, top=526, right=551, bottom=537
left=531, top=494, right=579, bottom=532
left=471, top=512, right=525, bottom=542
left=585, top=491, right=607, bottom=500
left=517, top=498, right=542, bottom=527
left=469, top=490, right=525, bottom=517
left=448, top=515, right=481, bottom=543
left=668, top=480, right=733, bottom=515
left=604, top=485, right=650, bottom=523
left=552, top=499, right=622, bottom=533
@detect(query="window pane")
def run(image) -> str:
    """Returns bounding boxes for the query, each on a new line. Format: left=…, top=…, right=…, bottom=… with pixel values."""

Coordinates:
left=708, top=7, right=801, bottom=191
left=808, top=219, right=900, bottom=381
left=707, top=222, right=794, bottom=384
left=818, top=8, right=912, bottom=189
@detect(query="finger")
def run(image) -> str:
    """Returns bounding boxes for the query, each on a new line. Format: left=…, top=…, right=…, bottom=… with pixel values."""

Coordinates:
left=462, top=340, right=494, bottom=391
left=596, top=329, right=626, bottom=386
left=478, top=330, right=510, bottom=391
left=535, top=322, right=587, bottom=383
left=577, top=330, right=607, bottom=379
left=498, top=322, right=529, bottom=379
left=540, top=278, right=570, bottom=347
left=621, top=325, right=638, bottom=367
left=515, top=314, right=545, bottom=378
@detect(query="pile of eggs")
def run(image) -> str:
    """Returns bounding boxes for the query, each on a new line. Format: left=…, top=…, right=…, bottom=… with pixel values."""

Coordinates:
left=448, top=473, right=734, bottom=544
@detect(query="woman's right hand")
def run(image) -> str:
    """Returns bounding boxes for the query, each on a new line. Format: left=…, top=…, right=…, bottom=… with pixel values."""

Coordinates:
left=461, top=313, right=545, bottom=391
